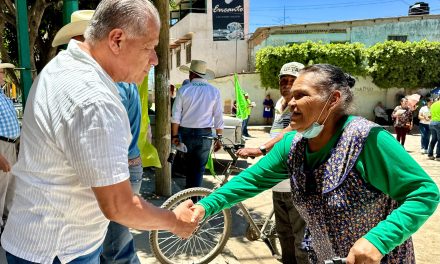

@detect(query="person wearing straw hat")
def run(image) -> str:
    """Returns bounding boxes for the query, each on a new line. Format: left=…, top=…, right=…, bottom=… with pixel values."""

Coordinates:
left=2, top=1, right=198, bottom=263
left=0, top=62, right=19, bottom=238
left=171, top=59, right=224, bottom=189
left=52, top=9, right=144, bottom=264
left=235, top=62, right=310, bottom=264
left=52, top=10, right=95, bottom=47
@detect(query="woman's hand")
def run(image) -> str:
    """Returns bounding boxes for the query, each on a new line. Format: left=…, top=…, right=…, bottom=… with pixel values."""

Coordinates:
left=346, top=238, right=383, bottom=264
left=190, top=204, right=206, bottom=223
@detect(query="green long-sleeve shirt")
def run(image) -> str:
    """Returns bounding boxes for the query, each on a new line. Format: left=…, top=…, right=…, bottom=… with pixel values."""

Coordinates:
left=198, top=116, right=439, bottom=255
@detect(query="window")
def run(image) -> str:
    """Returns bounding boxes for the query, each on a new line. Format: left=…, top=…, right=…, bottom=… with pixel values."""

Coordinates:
left=176, top=48, right=181, bottom=67
left=388, top=35, right=407, bottom=42
left=170, top=50, right=173, bottom=69
left=330, top=41, right=349, bottom=44
left=186, top=43, right=192, bottom=63
left=286, top=42, right=303, bottom=46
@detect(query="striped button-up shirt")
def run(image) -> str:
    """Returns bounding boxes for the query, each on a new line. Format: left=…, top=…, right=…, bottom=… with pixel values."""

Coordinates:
left=1, top=40, right=131, bottom=264
left=0, top=89, right=20, bottom=139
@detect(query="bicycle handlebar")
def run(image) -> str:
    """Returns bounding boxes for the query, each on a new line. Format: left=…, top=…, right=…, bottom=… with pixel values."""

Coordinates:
left=203, top=136, right=244, bottom=161
left=324, top=257, right=347, bottom=264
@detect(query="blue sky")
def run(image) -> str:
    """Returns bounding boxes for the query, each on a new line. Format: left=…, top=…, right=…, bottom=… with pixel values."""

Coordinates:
left=249, top=0, right=440, bottom=32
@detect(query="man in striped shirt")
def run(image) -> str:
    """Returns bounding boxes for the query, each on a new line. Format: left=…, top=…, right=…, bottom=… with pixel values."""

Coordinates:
left=1, top=1, right=197, bottom=263
left=0, top=62, right=20, bottom=237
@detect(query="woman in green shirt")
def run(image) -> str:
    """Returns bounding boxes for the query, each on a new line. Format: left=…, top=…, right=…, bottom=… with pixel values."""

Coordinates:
left=191, top=64, right=439, bottom=264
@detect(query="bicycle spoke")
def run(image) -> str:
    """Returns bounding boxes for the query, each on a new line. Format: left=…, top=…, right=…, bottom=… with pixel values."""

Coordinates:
left=150, top=189, right=231, bottom=264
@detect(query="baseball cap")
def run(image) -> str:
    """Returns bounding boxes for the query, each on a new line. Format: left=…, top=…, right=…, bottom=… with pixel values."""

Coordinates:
left=279, top=62, right=305, bottom=77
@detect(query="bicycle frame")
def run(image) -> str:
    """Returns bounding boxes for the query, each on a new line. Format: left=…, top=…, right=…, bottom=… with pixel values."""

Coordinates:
left=211, top=137, right=280, bottom=257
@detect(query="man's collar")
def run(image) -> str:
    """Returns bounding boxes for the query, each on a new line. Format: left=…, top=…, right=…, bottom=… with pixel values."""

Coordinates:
left=192, top=78, right=208, bottom=83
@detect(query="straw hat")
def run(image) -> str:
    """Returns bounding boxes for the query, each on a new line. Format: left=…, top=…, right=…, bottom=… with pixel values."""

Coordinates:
left=0, top=63, right=15, bottom=69
left=52, top=10, right=95, bottom=47
left=179, top=60, right=215, bottom=80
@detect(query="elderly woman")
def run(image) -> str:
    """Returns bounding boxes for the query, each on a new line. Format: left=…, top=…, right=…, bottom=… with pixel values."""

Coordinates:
left=392, top=97, right=413, bottom=146
left=191, top=64, right=439, bottom=264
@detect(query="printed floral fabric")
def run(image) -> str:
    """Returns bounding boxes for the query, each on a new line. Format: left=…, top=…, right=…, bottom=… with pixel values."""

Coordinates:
left=287, top=117, right=415, bottom=264
left=392, top=105, right=413, bottom=128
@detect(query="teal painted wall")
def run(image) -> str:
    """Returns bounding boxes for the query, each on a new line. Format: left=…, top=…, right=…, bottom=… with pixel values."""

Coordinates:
left=351, top=19, right=440, bottom=46
left=254, top=32, right=349, bottom=53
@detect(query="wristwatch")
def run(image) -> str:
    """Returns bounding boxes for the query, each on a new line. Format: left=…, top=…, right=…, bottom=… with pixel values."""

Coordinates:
left=259, top=145, right=267, bottom=156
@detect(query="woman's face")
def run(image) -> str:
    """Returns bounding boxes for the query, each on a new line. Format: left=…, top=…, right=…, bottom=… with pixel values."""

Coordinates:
left=401, top=99, right=408, bottom=108
left=288, top=72, right=332, bottom=132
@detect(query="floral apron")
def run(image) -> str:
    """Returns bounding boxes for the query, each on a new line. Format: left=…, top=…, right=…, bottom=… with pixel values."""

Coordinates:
left=287, top=117, right=415, bottom=263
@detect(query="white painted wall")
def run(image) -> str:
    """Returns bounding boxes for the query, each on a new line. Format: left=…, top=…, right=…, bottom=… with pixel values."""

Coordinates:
left=208, top=74, right=430, bottom=125
left=209, top=73, right=279, bottom=125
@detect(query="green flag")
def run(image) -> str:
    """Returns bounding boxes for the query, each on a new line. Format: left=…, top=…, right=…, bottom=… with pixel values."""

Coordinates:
left=234, top=74, right=249, bottom=120
left=205, top=152, right=216, bottom=176
left=137, top=75, right=161, bottom=168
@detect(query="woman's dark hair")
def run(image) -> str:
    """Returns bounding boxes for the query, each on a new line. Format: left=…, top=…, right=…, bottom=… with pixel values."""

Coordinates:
left=300, top=64, right=355, bottom=114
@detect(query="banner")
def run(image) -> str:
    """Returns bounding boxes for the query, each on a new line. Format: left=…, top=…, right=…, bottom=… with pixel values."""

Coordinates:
left=212, top=0, right=244, bottom=41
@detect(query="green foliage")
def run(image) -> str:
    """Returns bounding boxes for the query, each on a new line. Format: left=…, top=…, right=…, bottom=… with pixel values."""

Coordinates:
left=367, top=40, right=440, bottom=88
left=256, top=40, right=440, bottom=89
left=256, top=42, right=367, bottom=89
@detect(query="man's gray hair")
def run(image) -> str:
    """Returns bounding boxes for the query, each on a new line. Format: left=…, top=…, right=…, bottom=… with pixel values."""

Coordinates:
left=84, top=0, right=160, bottom=43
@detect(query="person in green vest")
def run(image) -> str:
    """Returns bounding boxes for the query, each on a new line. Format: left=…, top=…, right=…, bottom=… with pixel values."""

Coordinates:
left=427, top=97, right=440, bottom=160
left=190, top=64, right=439, bottom=263
left=242, top=93, right=254, bottom=138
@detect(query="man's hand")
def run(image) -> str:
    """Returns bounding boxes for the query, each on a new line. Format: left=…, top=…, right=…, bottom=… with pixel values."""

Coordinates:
left=190, top=204, right=206, bottom=223
left=236, top=148, right=262, bottom=158
left=0, top=155, right=11, bottom=172
left=171, top=199, right=199, bottom=238
left=213, top=139, right=222, bottom=152
left=346, top=237, right=383, bottom=264
left=171, top=137, right=180, bottom=146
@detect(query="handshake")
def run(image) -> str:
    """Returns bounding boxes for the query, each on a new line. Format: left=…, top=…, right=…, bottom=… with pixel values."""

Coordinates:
left=169, top=200, right=206, bottom=238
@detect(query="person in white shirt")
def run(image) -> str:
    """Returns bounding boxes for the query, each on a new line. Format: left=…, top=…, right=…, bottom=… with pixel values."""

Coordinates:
left=418, top=99, right=433, bottom=154
left=171, top=60, right=224, bottom=189
left=235, top=62, right=310, bottom=264
left=1, top=1, right=197, bottom=263
left=374, top=101, right=389, bottom=125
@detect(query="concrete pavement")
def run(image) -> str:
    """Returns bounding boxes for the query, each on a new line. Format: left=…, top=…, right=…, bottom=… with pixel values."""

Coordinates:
left=1, top=126, right=439, bottom=264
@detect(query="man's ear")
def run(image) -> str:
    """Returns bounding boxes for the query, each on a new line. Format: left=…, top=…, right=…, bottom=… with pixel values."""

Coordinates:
left=108, top=28, right=125, bottom=54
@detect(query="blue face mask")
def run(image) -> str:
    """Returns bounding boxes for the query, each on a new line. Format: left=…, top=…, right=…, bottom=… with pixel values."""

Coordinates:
left=300, top=95, right=333, bottom=139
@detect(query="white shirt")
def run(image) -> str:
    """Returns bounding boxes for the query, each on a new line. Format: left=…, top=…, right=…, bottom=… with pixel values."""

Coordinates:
left=419, top=105, right=431, bottom=125
left=171, top=78, right=224, bottom=129
left=1, top=40, right=131, bottom=264
left=374, top=105, right=388, bottom=119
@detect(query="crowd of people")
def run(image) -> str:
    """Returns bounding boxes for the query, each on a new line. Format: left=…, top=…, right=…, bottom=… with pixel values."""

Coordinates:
left=0, top=0, right=439, bottom=263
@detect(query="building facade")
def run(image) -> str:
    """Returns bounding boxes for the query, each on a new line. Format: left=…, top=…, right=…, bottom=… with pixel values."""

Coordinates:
left=248, top=14, right=440, bottom=71
left=169, top=0, right=250, bottom=85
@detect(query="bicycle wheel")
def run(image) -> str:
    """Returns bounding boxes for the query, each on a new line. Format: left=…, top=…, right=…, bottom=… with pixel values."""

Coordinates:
left=149, top=187, right=232, bottom=264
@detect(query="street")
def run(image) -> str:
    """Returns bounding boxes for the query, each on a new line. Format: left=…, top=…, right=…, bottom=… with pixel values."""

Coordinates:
left=1, top=127, right=439, bottom=264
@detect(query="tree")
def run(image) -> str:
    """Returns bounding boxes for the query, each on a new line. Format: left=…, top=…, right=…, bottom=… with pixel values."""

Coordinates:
left=152, top=0, right=171, bottom=196
left=0, top=0, right=100, bottom=88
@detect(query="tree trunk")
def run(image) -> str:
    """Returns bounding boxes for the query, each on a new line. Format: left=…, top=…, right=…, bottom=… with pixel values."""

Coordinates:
left=152, top=0, right=171, bottom=196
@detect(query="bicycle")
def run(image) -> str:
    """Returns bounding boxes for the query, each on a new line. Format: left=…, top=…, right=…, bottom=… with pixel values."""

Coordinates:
left=149, top=136, right=281, bottom=264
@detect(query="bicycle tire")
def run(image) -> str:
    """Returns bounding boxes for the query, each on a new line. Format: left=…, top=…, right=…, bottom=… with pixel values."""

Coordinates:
left=149, top=187, right=232, bottom=264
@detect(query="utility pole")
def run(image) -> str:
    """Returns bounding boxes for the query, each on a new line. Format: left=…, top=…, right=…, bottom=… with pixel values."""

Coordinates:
left=283, top=5, right=285, bottom=25
left=63, top=0, right=78, bottom=25
left=152, top=0, right=171, bottom=196
left=15, top=0, right=32, bottom=108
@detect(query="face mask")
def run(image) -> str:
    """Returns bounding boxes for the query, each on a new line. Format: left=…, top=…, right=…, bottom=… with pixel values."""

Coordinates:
left=300, top=95, right=333, bottom=139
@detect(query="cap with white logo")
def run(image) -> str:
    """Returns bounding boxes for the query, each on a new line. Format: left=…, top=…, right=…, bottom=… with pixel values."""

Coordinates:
left=279, top=62, right=305, bottom=77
